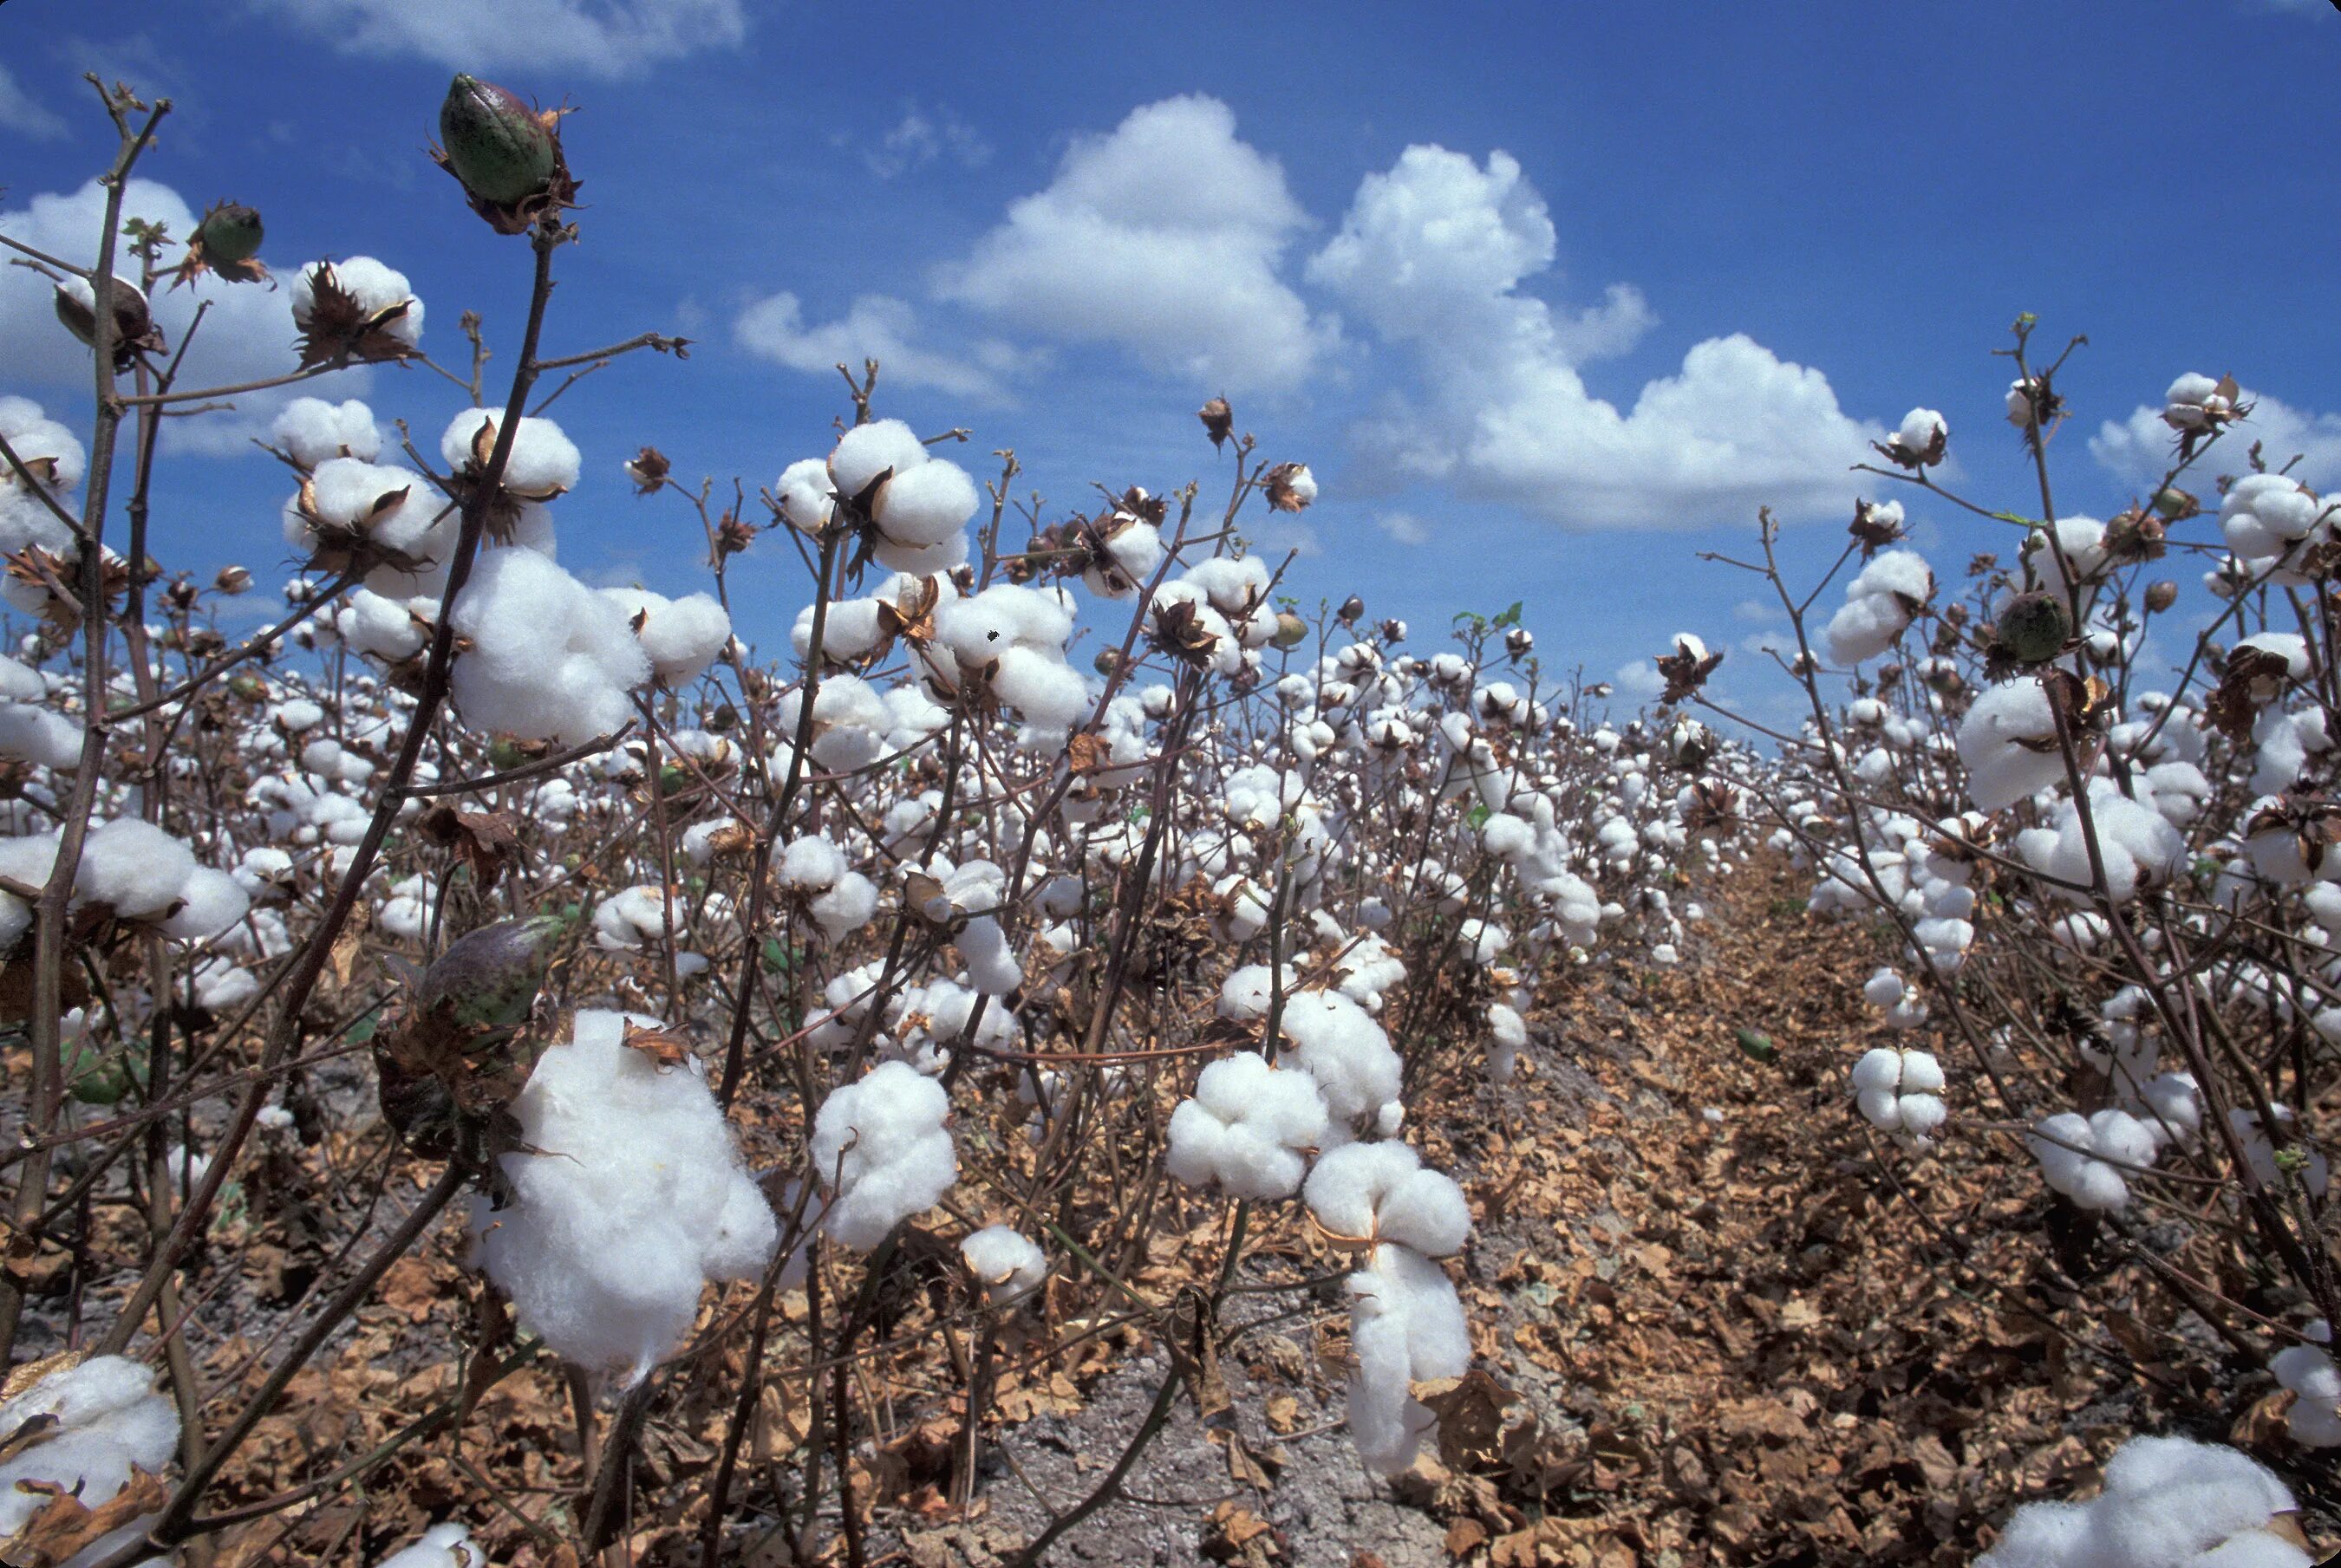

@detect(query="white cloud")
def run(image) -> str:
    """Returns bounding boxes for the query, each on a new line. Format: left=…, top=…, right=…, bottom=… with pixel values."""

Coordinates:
left=0, top=63, right=68, bottom=141
left=0, top=178, right=372, bottom=455
left=1249, top=517, right=1320, bottom=559
left=246, top=0, right=746, bottom=77
left=2090, top=385, right=2341, bottom=492
left=935, top=94, right=1332, bottom=395
left=1377, top=511, right=1429, bottom=545
left=733, top=292, right=1024, bottom=406
left=865, top=102, right=991, bottom=180
left=1733, top=597, right=1781, bottom=622
left=1307, top=145, right=1881, bottom=530
left=1613, top=659, right=1666, bottom=701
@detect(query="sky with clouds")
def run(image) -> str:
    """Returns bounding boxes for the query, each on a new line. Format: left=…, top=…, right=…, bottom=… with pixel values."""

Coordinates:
left=3, top=0, right=2339, bottom=728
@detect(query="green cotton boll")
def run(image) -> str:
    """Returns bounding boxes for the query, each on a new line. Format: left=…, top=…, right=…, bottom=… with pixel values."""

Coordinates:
left=1733, top=1027, right=1777, bottom=1064
left=417, top=915, right=564, bottom=1032
left=196, top=202, right=264, bottom=264
left=439, top=74, right=557, bottom=206
left=1994, top=591, right=2071, bottom=666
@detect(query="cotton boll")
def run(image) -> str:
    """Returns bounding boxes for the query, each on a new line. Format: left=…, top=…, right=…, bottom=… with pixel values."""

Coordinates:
left=1344, top=1244, right=1470, bottom=1476
left=1165, top=1053, right=1327, bottom=1200
left=449, top=550, right=650, bottom=744
left=960, top=1226, right=1046, bottom=1306
left=1958, top=678, right=2069, bottom=813
left=873, top=456, right=977, bottom=548
left=1276, top=989, right=1403, bottom=1129
left=2273, top=1337, right=2341, bottom=1448
left=955, top=914, right=1024, bottom=995
left=809, top=1062, right=956, bottom=1249
left=990, top=646, right=1090, bottom=732
left=2026, top=1108, right=2155, bottom=1212
left=779, top=836, right=846, bottom=890
left=0, top=702, right=84, bottom=771
left=291, top=257, right=424, bottom=351
left=777, top=457, right=835, bottom=533
left=1894, top=408, right=1947, bottom=465
left=2222, top=473, right=2327, bottom=563
left=76, top=818, right=197, bottom=918
left=0, top=1355, right=179, bottom=1558
left=1303, top=1142, right=1471, bottom=1256
left=471, top=1011, right=773, bottom=1385
left=441, top=407, right=580, bottom=497
left=375, top=1522, right=486, bottom=1568
left=602, top=586, right=732, bottom=686
left=160, top=867, right=251, bottom=943
left=809, top=872, right=879, bottom=941
left=272, top=396, right=381, bottom=467
left=829, top=418, right=929, bottom=498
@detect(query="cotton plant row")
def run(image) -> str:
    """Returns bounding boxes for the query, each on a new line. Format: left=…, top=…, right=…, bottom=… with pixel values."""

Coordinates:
left=0, top=75, right=1773, bottom=1565
left=1672, top=327, right=2341, bottom=1479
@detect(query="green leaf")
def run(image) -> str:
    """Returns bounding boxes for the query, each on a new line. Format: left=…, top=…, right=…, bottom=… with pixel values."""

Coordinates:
left=1733, top=1026, right=1777, bottom=1064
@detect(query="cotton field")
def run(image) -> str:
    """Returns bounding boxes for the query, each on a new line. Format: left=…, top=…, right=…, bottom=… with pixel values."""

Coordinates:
left=0, top=55, right=2332, bottom=1568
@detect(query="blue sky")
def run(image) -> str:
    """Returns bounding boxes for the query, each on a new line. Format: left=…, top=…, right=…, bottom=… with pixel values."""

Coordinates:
left=4, top=0, right=2340, bottom=723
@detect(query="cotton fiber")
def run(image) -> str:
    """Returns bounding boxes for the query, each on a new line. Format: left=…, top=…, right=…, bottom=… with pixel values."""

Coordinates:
left=809, top=1060, right=956, bottom=1249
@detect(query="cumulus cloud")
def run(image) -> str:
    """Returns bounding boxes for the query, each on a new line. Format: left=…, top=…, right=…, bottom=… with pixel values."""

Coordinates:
left=2090, top=385, right=2341, bottom=491
left=935, top=95, right=1332, bottom=394
left=865, top=102, right=991, bottom=179
left=1306, top=145, right=1881, bottom=530
left=1613, top=660, right=1666, bottom=701
left=246, top=0, right=747, bottom=77
left=0, top=63, right=68, bottom=141
left=0, top=178, right=370, bottom=455
left=1733, top=597, right=1782, bottom=622
left=1377, top=511, right=1429, bottom=545
left=734, top=292, right=1023, bottom=405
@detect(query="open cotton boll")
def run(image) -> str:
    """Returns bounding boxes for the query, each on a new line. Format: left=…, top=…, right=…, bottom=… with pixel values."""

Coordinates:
left=0, top=702, right=84, bottom=771
left=470, top=1011, right=775, bottom=1385
left=591, top=885, right=670, bottom=951
left=272, top=396, right=381, bottom=467
left=2221, top=473, right=2328, bottom=563
left=0, top=395, right=87, bottom=494
left=284, top=458, right=442, bottom=570
left=1824, top=550, right=1933, bottom=664
left=2017, top=783, right=2188, bottom=905
left=1344, top=1243, right=1470, bottom=1476
left=779, top=835, right=846, bottom=890
left=1303, top=1142, right=1471, bottom=1256
left=2273, top=1332, right=2341, bottom=1448
left=809, top=1061, right=956, bottom=1250
left=1166, top=1053, right=1329, bottom=1199
left=600, top=586, right=732, bottom=686
left=1849, top=1047, right=1947, bottom=1148
left=160, top=867, right=251, bottom=943
left=76, top=817, right=197, bottom=918
left=1979, top=1433, right=2307, bottom=1568
left=449, top=549, right=649, bottom=744
left=776, top=457, right=835, bottom=533
left=0, top=1354, right=179, bottom=1563
left=873, top=456, right=977, bottom=548
left=1958, top=678, right=2070, bottom=812
left=990, top=646, right=1090, bottom=732
left=960, top=1226, right=1047, bottom=1306
left=376, top=1522, right=486, bottom=1568
left=829, top=418, right=930, bottom=499
left=291, top=256, right=425, bottom=350
left=441, top=407, right=580, bottom=497
left=2229, top=1105, right=2331, bottom=1198
left=1276, top=989, right=1404, bottom=1129
left=1894, top=407, right=1947, bottom=465
left=955, top=914, right=1025, bottom=995
left=2026, top=1108, right=2156, bottom=1212
left=809, top=872, right=879, bottom=941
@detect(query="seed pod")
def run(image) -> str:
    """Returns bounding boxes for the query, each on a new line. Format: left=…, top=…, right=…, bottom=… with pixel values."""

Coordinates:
left=214, top=565, right=252, bottom=595
left=1197, top=396, right=1233, bottom=449
left=2152, top=485, right=2199, bottom=522
left=1337, top=595, right=1365, bottom=626
left=195, top=202, right=264, bottom=265
left=1092, top=647, right=1125, bottom=677
left=1271, top=612, right=1309, bottom=650
left=439, top=74, right=558, bottom=207
left=416, top=915, right=564, bottom=1034
left=54, top=276, right=154, bottom=366
left=2144, top=580, right=2178, bottom=614
left=1993, top=591, right=2070, bottom=666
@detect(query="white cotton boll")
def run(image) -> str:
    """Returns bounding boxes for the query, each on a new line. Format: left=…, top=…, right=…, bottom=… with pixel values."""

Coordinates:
left=287, top=457, right=439, bottom=568
left=76, top=818, right=196, bottom=919
left=809, top=872, right=879, bottom=941
left=1303, top=1142, right=1471, bottom=1256
left=0, top=655, right=45, bottom=704
left=1183, top=555, right=1273, bottom=618
left=1344, top=1243, right=1470, bottom=1477
left=1958, top=678, right=2069, bottom=813
left=440, top=407, right=580, bottom=496
left=0, top=1354, right=179, bottom=1562
left=470, top=1011, right=774, bottom=1385
left=990, top=646, right=1090, bottom=732
left=828, top=418, right=929, bottom=498
left=449, top=549, right=650, bottom=745
left=780, top=835, right=846, bottom=890
left=591, top=885, right=669, bottom=951
left=872, top=528, right=969, bottom=576
left=955, top=914, right=1024, bottom=995
left=375, top=1522, right=485, bottom=1568
left=273, top=396, right=381, bottom=467
left=1218, top=964, right=1292, bottom=1021
left=2229, top=1105, right=2331, bottom=1198
left=1863, top=967, right=1905, bottom=1008
left=1894, top=408, right=1946, bottom=464
left=809, top=1061, right=956, bottom=1250
left=872, top=457, right=977, bottom=548
left=1165, top=1052, right=1327, bottom=1199
left=2027, top=1109, right=2155, bottom=1212
left=291, top=257, right=424, bottom=349
left=160, top=868, right=251, bottom=943
left=1979, top=1435, right=2310, bottom=1567
left=960, top=1226, right=1047, bottom=1306
left=776, top=456, right=835, bottom=533
left=342, top=589, right=427, bottom=661
left=2222, top=473, right=2327, bottom=563
left=1277, top=990, right=1404, bottom=1128
left=0, top=703, right=84, bottom=771
left=0, top=395, right=87, bottom=494
left=601, top=586, right=731, bottom=686
left=2025, top=517, right=2110, bottom=591
left=1482, top=812, right=1533, bottom=859
left=2273, top=1340, right=2341, bottom=1448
